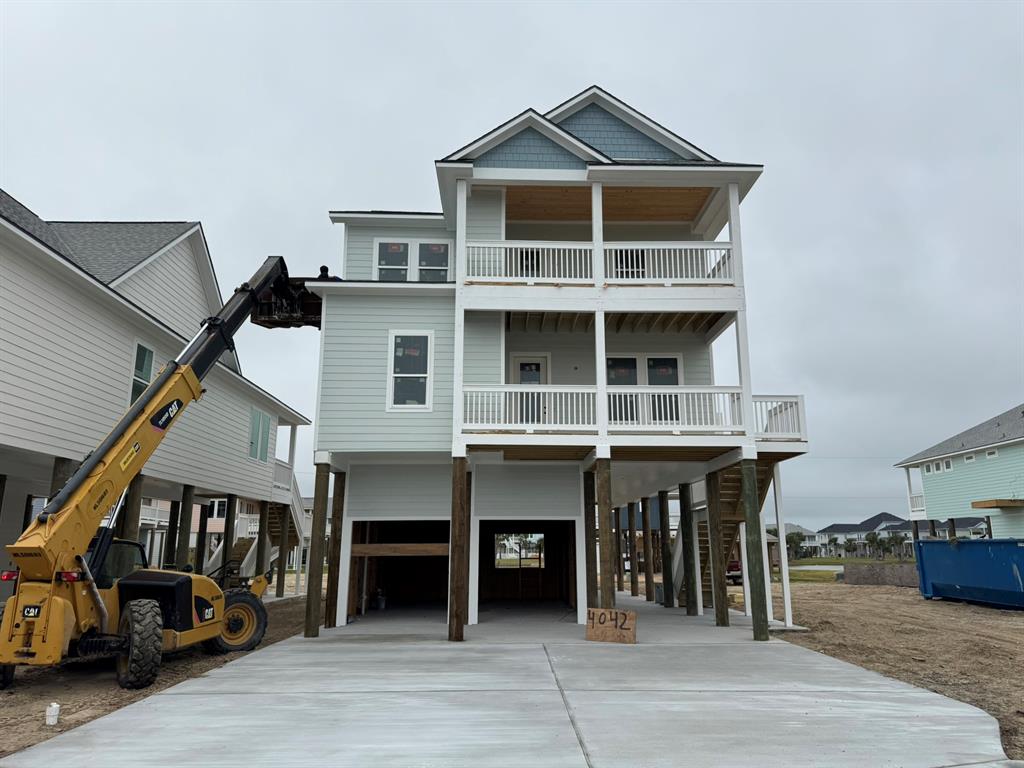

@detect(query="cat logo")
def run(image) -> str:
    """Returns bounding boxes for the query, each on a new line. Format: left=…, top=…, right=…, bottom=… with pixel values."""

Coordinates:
left=150, top=399, right=184, bottom=432
left=203, top=607, right=214, bottom=621
left=118, top=442, right=142, bottom=472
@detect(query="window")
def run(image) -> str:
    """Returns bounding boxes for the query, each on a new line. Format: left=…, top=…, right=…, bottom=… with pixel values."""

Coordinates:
left=494, top=533, right=545, bottom=569
left=248, top=407, right=271, bottom=462
left=933, top=461, right=943, bottom=474
left=943, top=458, right=953, bottom=472
left=130, top=343, right=154, bottom=403
left=964, top=454, right=975, bottom=464
left=924, top=464, right=932, bottom=475
left=387, top=331, right=433, bottom=410
left=374, top=238, right=451, bottom=282
left=986, top=448, right=999, bottom=459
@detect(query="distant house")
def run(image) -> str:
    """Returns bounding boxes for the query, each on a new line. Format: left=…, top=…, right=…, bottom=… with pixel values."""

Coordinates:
left=896, top=403, right=1023, bottom=538
left=809, top=513, right=908, bottom=556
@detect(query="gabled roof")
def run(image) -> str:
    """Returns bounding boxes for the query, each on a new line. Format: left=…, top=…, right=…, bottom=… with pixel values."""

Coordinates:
left=443, top=108, right=612, bottom=165
left=817, top=512, right=904, bottom=535
left=897, top=403, right=1024, bottom=466
left=47, top=221, right=198, bottom=284
left=545, top=85, right=718, bottom=163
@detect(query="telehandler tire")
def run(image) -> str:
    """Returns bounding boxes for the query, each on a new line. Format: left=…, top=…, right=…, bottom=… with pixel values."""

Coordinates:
left=0, top=664, right=13, bottom=690
left=116, top=598, right=163, bottom=689
left=202, top=589, right=267, bottom=654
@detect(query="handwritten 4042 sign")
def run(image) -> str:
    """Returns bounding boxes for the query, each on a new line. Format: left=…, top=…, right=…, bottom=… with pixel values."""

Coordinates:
left=585, top=607, right=637, bottom=644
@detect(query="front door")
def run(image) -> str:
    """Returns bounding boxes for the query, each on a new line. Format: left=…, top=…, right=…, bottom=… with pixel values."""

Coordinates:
left=513, top=357, right=547, bottom=424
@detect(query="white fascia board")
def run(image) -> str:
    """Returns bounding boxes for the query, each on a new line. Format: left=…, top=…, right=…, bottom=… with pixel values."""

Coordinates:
left=460, top=285, right=742, bottom=313
left=754, top=440, right=809, bottom=455
left=586, top=164, right=762, bottom=194
left=305, top=281, right=456, bottom=298
left=445, top=110, right=611, bottom=164
left=0, top=219, right=310, bottom=426
left=471, top=168, right=589, bottom=184
left=328, top=212, right=447, bottom=229
left=544, top=87, right=717, bottom=162
left=894, top=436, right=1024, bottom=468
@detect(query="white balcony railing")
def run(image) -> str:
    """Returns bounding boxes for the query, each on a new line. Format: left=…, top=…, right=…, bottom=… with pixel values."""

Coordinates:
left=463, top=385, right=597, bottom=431
left=752, top=396, right=807, bottom=440
left=466, top=241, right=593, bottom=284
left=910, top=493, right=926, bottom=514
left=607, top=386, right=744, bottom=432
left=604, top=242, right=734, bottom=285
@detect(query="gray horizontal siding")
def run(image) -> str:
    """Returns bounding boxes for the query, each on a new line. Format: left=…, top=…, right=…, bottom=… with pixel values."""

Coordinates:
left=0, top=238, right=277, bottom=500
left=116, top=237, right=211, bottom=338
left=344, top=225, right=451, bottom=281
left=474, top=464, right=582, bottom=518
left=557, top=103, right=691, bottom=162
left=464, top=312, right=502, bottom=385
left=467, top=189, right=503, bottom=240
left=475, top=128, right=586, bottom=170
left=347, top=464, right=452, bottom=518
left=316, top=293, right=455, bottom=452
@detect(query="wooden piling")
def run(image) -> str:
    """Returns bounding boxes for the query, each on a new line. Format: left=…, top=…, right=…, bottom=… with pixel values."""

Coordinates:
left=118, top=473, right=145, bottom=542
left=195, top=503, right=210, bottom=574
left=706, top=472, right=729, bottom=627
left=614, top=508, right=624, bottom=591
left=627, top=501, right=639, bottom=597
left=222, top=494, right=237, bottom=586
left=255, top=499, right=270, bottom=574
left=595, top=458, right=615, bottom=608
left=641, top=497, right=655, bottom=602
left=911, top=519, right=920, bottom=542
left=275, top=502, right=289, bottom=598
left=658, top=489, right=674, bottom=608
left=304, top=463, right=331, bottom=638
left=679, top=484, right=697, bottom=615
left=448, top=457, right=469, bottom=641
left=174, top=485, right=194, bottom=567
left=740, top=461, right=769, bottom=641
left=164, top=500, right=180, bottom=568
left=324, top=471, right=346, bottom=628
left=947, top=518, right=957, bottom=539
left=49, top=456, right=78, bottom=497
left=928, top=519, right=937, bottom=537
left=583, top=470, right=598, bottom=608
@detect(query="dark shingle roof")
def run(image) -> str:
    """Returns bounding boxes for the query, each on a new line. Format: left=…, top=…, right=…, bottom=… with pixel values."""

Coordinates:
left=0, top=189, right=77, bottom=260
left=898, top=403, right=1024, bottom=466
left=817, top=522, right=860, bottom=534
left=48, top=221, right=196, bottom=284
left=817, top=512, right=905, bottom=535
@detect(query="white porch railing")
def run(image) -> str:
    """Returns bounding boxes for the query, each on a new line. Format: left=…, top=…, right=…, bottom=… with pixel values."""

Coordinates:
left=752, top=396, right=807, bottom=440
left=466, top=241, right=594, bottom=284
left=607, top=386, right=744, bottom=432
left=463, top=385, right=597, bottom=431
left=604, top=242, right=734, bottom=285
left=910, top=493, right=926, bottom=515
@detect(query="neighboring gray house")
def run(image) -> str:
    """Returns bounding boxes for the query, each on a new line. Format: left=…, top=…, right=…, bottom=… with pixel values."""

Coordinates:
left=896, top=403, right=1024, bottom=538
left=308, top=87, right=808, bottom=628
left=0, top=189, right=309, bottom=595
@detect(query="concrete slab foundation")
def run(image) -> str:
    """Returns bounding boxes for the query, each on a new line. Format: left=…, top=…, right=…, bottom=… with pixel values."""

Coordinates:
left=1, top=595, right=1016, bottom=768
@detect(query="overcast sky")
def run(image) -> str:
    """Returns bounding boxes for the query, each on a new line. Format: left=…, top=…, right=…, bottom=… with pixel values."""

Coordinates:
left=2, top=1, right=1021, bottom=530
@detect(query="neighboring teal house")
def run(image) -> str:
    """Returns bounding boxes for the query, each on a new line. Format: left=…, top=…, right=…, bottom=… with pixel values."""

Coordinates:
left=896, top=404, right=1024, bottom=538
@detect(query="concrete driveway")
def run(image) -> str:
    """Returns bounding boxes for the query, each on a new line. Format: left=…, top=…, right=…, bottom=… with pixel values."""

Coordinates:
left=2, top=595, right=1017, bottom=768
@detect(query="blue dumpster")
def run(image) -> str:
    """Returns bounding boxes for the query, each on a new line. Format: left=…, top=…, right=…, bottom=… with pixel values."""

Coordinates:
left=915, top=539, right=1024, bottom=609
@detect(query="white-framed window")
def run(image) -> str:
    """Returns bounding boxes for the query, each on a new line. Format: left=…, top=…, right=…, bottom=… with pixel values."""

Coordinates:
left=985, top=448, right=999, bottom=459
left=943, top=458, right=953, bottom=472
left=373, top=237, right=452, bottom=282
left=924, top=464, right=932, bottom=475
left=605, top=353, right=684, bottom=385
left=130, top=342, right=155, bottom=403
left=386, top=330, right=434, bottom=411
left=964, top=454, right=975, bottom=464
left=933, top=461, right=943, bottom=474
left=248, top=407, right=271, bottom=462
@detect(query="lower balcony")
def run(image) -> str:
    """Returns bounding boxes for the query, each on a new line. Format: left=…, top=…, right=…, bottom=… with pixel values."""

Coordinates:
left=462, top=386, right=805, bottom=440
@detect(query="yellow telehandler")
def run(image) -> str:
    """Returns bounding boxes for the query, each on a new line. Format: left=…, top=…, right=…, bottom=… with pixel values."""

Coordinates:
left=0, top=257, right=321, bottom=689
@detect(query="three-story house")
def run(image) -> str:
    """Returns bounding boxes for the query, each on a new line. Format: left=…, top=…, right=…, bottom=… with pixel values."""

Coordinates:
left=308, top=87, right=808, bottom=639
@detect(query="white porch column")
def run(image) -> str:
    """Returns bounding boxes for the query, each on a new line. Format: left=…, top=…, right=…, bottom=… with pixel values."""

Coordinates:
left=691, top=514, right=704, bottom=616
left=287, top=425, right=298, bottom=467
left=773, top=464, right=794, bottom=628
left=759, top=500, right=775, bottom=623
left=591, top=182, right=604, bottom=286
left=903, top=467, right=916, bottom=518
left=468, top=517, right=480, bottom=625
left=335, top=518, right=353, bottom=624
left=728, top=183, right=756, bottom=434
left=738, top=521, right=751, bottom=617
left=451, top=179, right=468, bottom=455
left=594, top=309, right=608, bottom=437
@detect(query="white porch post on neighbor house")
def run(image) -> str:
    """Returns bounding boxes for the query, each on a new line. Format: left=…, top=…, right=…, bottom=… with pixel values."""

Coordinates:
left=592, top=182, right=604, bottom=285
left=287, top=425, right=298, bottom=467
left=738, top=521, right=751, bottom=617
left=773, top=464, right=794, bottom=627
left=759, top=499, right=775, bottom=623
left=903, top=467, right=915, bottom=517
left=727, top=183, right=756, bottom=434
left=594, top=309, right=608, bottom=437
left=691, top=513, right=704, bottom=616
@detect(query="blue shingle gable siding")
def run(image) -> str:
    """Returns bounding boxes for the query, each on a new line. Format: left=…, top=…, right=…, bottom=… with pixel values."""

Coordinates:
left=474, top=127, right=586, bottom=169
left=557, top=103, right=691, bottom=162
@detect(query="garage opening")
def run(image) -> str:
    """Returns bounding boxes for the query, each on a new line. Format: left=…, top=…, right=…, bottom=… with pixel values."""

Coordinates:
left=347, top=520, right=449, bottom=620
left=478, top=520, right=576, bottom=615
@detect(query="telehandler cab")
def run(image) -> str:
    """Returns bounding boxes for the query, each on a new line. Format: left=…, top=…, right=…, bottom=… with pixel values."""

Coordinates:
left=0, top=257, right=322, bottom=689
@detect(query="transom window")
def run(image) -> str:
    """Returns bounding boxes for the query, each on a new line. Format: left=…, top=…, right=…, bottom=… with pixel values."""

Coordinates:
left=131, top=343, right=155, bottom=403
left=249, top=407, right=271, bottom=462
left=374, top=238, right=452, bottom=282
left=387, top=331, right=433, bottom=411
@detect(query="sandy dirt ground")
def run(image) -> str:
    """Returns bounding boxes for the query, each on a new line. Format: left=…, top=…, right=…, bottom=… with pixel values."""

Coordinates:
left=747, top=582, right=1024, bottom=760
left=0, top=596, right=311, bottom=758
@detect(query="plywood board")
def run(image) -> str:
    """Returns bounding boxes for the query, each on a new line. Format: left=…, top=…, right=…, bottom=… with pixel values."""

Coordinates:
left=585, top=607, right=637, bottom=644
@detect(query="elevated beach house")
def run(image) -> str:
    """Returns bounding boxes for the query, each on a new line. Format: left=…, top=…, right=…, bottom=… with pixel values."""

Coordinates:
left=307, top=87, right=808, bottom=640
